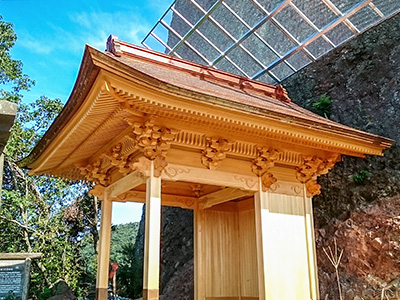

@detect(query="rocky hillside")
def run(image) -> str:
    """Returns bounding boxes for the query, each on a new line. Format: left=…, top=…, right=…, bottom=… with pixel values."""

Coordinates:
left=133, top=13, right=400, bottom=300
left=284, top=12, right=400, bottom=300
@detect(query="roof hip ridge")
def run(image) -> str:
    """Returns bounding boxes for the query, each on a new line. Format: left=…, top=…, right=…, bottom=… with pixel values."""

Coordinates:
left=105, top=34, right=291, bottom=103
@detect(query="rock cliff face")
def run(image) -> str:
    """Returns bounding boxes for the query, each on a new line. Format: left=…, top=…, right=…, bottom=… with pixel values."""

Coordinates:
left=134, top=13, right=400, bottom=300
left=132, top=206, right=194, bottom=300
left=284, top=13, right=400, bottom=299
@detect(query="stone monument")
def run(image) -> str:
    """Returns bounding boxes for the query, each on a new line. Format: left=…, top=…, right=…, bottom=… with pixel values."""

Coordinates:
left=0, top=253, right=41, bottom=300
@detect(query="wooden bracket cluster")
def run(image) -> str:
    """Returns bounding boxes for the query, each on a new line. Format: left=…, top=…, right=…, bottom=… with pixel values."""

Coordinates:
left=201, top=137, right=232, bottom=170
left=77, top=158, right=110, bottom=186
left=251, top=147, right=280, bottom=192
left=296, top=154, right=340, bottom=197
left=128, top=119, right=179, bottom=177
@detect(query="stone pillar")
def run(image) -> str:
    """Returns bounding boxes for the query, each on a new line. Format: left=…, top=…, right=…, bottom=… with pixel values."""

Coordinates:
left=96, top=193, right=112, bottom=300
left=143, top=161, right=161, bottom=300
left=254, top=178, right=319, bottom=300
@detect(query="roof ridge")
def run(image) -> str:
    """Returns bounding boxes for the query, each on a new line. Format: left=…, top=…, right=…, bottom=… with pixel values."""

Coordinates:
left=106, top=35, right=291, bottom=103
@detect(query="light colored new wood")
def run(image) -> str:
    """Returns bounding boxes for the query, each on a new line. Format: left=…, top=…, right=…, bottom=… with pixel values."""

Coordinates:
left=200, top=188, right=254, bottom=209
left=162, top=163, right=259, bottom=191
left=96, top=194, right=112, bottom=300
left=106, top=169, right=146, bottom=199
left=205, top=298, right=259, bottom=300
left=143, top=162, right=161, bottom=296
left=22, top=43, right=394, bottom=300
left=204, top=208, right=240, bottom=298
left=199, top=199, right=259, bottom=299
left=204, top=298, right=259, bottom=300
left=194, top=205, right=206, bottom=300
left=303, top=190, right=320, bottom=299
left=254, top=188, right=266, bottom=300
left=254, top=178, right=318, bottom=300
left=112, top=189, right=197, bottom=209
left=238, top=206, right=258, bottom=297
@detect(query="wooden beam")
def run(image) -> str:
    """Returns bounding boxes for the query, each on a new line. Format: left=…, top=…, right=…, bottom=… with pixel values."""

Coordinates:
left=162, top=163, right=259, bottom=191
left=96, top=194, right=112, bottom=300
left=113, top=190, right=197, bottom=210
left=143, top=162, right=161, bottom=300
left=106, top=169, right=146, bottom=199
left=200, top=188, right=254, bottom=209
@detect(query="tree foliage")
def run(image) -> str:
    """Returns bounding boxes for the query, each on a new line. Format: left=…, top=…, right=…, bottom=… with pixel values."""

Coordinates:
left=80, top=222, right=140, bottom=298
left=1, top=15, right=143, bottom=299
left=0, top=15, right=98, bottom=298
left=0, top=16, right=33, bottom=99
left=0, top=95, right=100, bottom=298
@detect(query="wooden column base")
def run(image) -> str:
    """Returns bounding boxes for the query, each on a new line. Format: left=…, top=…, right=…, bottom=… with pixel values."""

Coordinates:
left=95, top=288, right=107, bottom=300
left=143, top=288, right=159, bottom=300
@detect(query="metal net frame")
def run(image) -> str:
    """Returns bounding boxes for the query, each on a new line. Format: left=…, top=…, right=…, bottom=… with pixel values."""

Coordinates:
left=142, top=0, right=400, bottom=84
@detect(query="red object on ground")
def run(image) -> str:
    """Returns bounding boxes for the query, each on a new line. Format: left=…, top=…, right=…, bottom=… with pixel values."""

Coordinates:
left=108, top=262, right=118, bottom=278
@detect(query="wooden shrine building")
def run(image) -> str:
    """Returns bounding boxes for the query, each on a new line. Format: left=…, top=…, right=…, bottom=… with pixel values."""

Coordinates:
left=21, top=35, right=393, bottom=300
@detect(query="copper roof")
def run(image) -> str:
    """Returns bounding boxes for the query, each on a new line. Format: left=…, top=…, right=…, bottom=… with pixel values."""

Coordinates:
left=20, top=36, right=393, bottom=171
left=105, top=36, right=392, bottom=144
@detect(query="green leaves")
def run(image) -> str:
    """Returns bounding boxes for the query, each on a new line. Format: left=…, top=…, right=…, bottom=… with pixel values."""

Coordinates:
left=313, top=94, right=332, bottom=118
left=352, top=170, right=371, bottom=185
left=5, top=96, right=63, bottom=160
left=0, top=15, right=98, bottom=298
left=0, top=16, right=34, bottom=95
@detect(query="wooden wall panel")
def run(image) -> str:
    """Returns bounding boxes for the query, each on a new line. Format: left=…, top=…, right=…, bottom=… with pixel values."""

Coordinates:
left=255, top=192, right=317, bottom=300
left=238, top=208, right=258, bottom=297
left=204, top=209, right=240, bottom=298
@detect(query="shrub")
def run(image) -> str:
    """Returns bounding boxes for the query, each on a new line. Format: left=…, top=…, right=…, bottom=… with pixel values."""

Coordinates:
left=352, top=170, right=371, bottom=184
left=313, top=94, right=332, bottom=118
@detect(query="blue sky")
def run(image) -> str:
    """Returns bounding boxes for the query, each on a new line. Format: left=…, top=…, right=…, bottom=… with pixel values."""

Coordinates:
left=1, top=0, right=173, bottom=224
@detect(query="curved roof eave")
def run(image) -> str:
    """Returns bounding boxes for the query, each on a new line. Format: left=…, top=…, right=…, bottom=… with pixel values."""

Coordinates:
left=20, top=44, right=394, bottom=169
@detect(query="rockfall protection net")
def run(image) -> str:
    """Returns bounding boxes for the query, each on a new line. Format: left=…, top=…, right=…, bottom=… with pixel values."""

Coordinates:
left=142, top=0, right=400, bottom=83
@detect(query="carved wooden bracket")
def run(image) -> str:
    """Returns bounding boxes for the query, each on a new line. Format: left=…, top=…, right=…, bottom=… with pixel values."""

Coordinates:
left=201, top=137, right=232, bottom=170
left=191, top=184, right=203, bottom=198
left=102, top=143, right=136, bottom=176
left=88, top=184, right=105, bottom=199
left=126, top=119, right=179, bottom=177
left=296, top=154, right=340, bottom=197
left=77, top=158, right=110, bottom=186
left=251, top=147, right=280, bottom=192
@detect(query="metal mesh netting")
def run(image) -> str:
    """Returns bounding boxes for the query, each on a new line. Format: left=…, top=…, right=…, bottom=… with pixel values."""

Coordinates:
left=142, top=0, right=400, bottom=84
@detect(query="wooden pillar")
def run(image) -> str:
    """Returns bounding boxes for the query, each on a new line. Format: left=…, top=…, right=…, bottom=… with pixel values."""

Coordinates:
left=143, top=161, right=161, bottom=300
left=304, top=188, right=320, bottom=300
left=96, top=193, right=112, bottom=300
left=254, top=178, right=319, bottom=300
left=254, top=184, right=267, bottom=300
left=194, top=205, right=205, bottom=300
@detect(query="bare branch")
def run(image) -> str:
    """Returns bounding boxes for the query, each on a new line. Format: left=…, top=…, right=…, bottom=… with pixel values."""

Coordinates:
left=0, top=215, right=38, bottom=233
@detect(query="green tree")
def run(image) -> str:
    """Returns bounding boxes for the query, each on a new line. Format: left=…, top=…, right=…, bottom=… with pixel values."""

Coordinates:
left=1, top=96, right=94, bottom=298
left=0, top=16, right=34, bottom=101
left=0, top=15, right=98, bottom=298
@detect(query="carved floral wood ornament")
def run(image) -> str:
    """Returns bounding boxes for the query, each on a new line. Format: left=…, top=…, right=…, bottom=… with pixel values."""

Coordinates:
left=103, top=143, right=135, bottom=176
left=77, top=119, right=179, bottom=185
left=251, top=147, right=280, bottom=192
left=126, top=118, right=179, bottom=177
left=296, top=154, right=340, bottom=197
left=78, top=159, right=110, bottom=186
left=201, top=137, right=232, bottom=170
